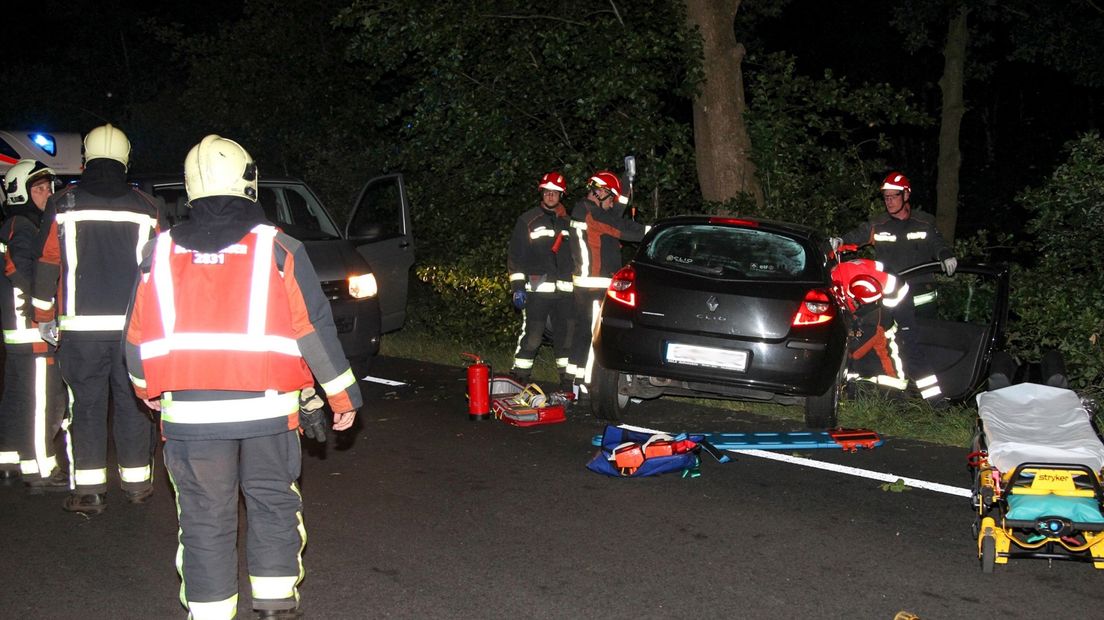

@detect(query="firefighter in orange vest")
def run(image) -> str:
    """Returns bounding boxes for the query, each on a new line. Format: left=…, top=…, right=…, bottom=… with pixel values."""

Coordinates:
left=567, top=171, right=647, bottom=390
left=124, top=135, right=361, bottom=620
left=32, top=124, right=164, bottom=513
left=831, top=256, right=913, bottom=394
left=0, top=160, right=68, bottom=491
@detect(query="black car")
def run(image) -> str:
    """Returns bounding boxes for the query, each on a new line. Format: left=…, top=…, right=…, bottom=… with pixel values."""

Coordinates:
left=590, top=214, right=1012, bottom=428
left=591, top=215, right=849, bottom=427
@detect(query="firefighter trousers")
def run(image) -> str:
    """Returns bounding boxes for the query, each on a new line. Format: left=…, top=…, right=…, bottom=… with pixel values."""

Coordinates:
left=511, top=290, right=573, bottom=383
left=568, top=287, right=606, bottom=385
left=58, top=338, right=155, bottom=494
left=164, top=431, right=304, bottom=618
left=0, top=348, right=67, bottom=479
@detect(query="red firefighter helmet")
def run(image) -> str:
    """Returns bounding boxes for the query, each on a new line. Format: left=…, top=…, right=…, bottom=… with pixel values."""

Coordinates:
left=538, top=171, right=566, bottom=192
left=588, top=171, right=621, bottom=198
left=830, top=259, right=887, bottom=312
left=880, top=171, right=911, bottom=193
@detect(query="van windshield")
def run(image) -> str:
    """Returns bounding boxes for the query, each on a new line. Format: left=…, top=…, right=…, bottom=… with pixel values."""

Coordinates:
left=152, top=182, right=341, bottom=241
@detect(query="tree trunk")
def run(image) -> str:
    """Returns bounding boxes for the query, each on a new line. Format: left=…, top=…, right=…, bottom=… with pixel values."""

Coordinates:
left=936, top=7, right=968, bottom=242
left=684, top=0, right=763, bottom=206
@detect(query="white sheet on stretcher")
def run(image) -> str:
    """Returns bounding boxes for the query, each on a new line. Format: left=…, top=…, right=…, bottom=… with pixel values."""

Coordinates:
left=977, top=383, right=1104, bottom=474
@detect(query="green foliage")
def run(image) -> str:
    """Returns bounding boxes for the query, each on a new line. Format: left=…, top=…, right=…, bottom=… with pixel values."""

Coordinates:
left=152, top=0, right=389, bottom=212
left=1009, top=132, right=1104, bottom=391
left=412, top=263, right=516, bottom=350
left=337, top=0, right=703, bottom=264
left=741, top=53, right=931, bottom=232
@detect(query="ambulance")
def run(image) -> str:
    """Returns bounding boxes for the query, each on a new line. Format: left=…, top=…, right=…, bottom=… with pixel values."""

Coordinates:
left=0, top=130, right=83, bottom=176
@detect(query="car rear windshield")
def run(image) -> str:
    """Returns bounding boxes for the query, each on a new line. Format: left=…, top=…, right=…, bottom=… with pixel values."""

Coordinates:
left=642, top=223, right=813, bottom=280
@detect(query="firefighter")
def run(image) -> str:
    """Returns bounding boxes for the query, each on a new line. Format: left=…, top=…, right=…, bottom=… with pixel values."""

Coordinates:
left=567, top=170, right=647, bottom=390
left=831, top=171, right=956, bottom=404
left=32, top=124, right=164, bottom=513
left=0, top=160, right=68, bottom=491
left=125, top=135, right=362, bottom=619
left=831, top=257, right=913, bottom=394
left=507, top=171, right=575, bottom=392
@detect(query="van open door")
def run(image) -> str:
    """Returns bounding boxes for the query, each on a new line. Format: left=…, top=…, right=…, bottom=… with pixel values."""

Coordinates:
left=346, top=174, right=414, bottom=333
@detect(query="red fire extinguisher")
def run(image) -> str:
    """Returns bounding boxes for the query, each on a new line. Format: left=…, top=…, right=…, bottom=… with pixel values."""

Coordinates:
left=461, top=352, right=490, bottom=420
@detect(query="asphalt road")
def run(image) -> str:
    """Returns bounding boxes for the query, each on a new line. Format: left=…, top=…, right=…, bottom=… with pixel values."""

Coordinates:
left=2, top=356, right=1102, bottom=619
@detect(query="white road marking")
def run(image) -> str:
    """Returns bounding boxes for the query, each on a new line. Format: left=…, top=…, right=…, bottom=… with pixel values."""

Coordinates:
left=361, top=375, right=407, bottom=386
left=614, top=423, right=973, bottom=498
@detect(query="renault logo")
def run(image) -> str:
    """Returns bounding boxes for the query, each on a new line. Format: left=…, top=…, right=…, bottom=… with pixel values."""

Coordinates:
left=706, top=296, right=719, bottom=312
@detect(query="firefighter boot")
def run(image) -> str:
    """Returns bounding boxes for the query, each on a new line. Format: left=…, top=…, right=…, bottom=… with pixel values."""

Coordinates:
left=25, top=468, right=69, bottom=495
left=125, top=486, right=154, bottom=504
left=256, top=609, right=302, bottom=619
left=63, top=492, right=107, bottom=515
left=511, top=369, right=531, bottom=385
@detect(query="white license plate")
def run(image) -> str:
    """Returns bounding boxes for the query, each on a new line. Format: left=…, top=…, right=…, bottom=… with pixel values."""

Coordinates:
left=665, top=343, right=747, bottom=372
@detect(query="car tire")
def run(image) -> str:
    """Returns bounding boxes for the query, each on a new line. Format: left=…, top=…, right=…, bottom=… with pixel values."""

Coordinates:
left=590, top=364, right=632, bottom=421
left=349, top=355, right=375, bottom=381
left=804, top=360, right=843, bottom=429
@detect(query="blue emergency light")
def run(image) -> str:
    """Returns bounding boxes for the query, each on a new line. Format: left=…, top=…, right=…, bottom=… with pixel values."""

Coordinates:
left=31, top=133, right=57, bottom=156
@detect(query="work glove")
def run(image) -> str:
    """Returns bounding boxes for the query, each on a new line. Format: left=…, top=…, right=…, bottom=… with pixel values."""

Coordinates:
left=38, top=320, right=58, bottom=346
left=941, top=256, right=958, bottom=276
left=14, top=290, right=31, bottom=320
left=298, top=387, right=328, bottom=443
left=829, top=237, right=843, bottom=251
left=512, top=290, right=528, bottom=310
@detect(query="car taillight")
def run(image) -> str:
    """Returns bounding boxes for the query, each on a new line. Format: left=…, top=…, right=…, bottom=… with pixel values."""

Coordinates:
left=607, top=266, right=636, bottom=308
left=792, top=289, right=834, bottom=326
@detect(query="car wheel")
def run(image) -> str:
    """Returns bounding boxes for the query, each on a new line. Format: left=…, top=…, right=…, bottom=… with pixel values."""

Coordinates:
left=804, top=361, right=843, bottom=429
left=980, top=534, right=996, bottom=574
left=590, top=364, right=632, bottom=421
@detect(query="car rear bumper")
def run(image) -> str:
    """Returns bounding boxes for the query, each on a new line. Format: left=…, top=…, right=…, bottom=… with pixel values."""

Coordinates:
left=594, top=316, right=846, bottom=397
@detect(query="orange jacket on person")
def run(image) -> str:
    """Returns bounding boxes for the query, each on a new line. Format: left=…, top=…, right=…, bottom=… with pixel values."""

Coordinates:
left=125, top=224, right=361, bottom=436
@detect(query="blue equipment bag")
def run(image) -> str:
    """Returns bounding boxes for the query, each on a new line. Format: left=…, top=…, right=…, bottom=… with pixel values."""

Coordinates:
left=586, top=425, right=730, bottom=478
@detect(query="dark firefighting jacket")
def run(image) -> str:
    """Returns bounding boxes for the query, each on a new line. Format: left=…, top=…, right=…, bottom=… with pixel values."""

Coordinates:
left=0, top=203, right=46, bottom=349
left=569, top=198, right=647, bottom=290
left=507, top=203, right=574, bottom=294
left=32, top=163, right=164, bottom=340
left=841, top=209, right=952, bottom=282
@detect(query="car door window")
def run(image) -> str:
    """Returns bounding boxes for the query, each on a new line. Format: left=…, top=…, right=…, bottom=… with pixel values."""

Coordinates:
left=348, top=179, right=403, bottom=241
left=264, top=184, right=339, bottom=240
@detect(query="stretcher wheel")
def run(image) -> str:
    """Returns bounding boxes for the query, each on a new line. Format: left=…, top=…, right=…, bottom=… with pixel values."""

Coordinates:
left=980, top=535, right=996, bottom=573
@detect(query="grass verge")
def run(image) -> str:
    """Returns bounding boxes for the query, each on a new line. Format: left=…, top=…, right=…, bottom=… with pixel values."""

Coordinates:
left=381, top=329, right=978, bottom=447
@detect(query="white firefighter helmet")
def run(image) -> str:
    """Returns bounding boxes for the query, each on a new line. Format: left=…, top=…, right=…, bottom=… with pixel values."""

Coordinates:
left=83, top=123, right=131, bottom=170
left=3, top=159, right=55, bottom=206
left=184, top=134, right=258, bottom=202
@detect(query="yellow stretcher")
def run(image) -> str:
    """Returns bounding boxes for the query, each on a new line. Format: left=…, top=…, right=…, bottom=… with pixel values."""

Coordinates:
left=970, top=383, right=1104, bottom=572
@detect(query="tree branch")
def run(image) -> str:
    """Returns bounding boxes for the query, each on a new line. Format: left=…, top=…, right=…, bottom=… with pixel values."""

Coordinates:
left=608, top=0, right=625, bottom=26
left=455, top=70, right=572, bottom=148
left=482, top=13, right=587, bottom=27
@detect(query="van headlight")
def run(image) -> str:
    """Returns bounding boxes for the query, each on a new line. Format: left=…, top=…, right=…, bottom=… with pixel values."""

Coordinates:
left=348, top=273, right=378, bottom=299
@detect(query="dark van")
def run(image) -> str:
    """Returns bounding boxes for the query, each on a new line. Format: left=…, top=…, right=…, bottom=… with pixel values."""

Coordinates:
left=132, top=174, right=413, bottom=375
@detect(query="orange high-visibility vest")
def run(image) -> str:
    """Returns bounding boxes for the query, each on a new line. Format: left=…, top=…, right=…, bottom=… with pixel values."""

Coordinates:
left=137, top=225, right=312, bottom=397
